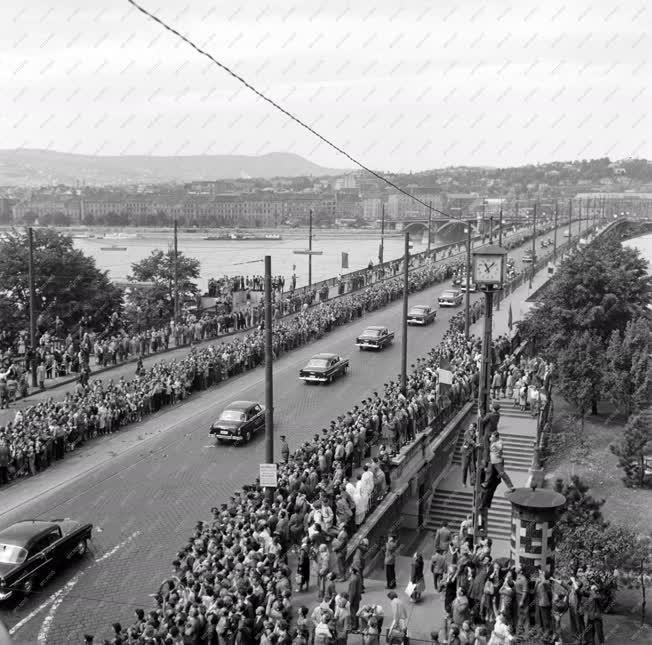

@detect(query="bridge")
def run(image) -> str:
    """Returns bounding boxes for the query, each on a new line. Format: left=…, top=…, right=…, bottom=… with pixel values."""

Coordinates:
left=382, top=216, right=494, bottom=243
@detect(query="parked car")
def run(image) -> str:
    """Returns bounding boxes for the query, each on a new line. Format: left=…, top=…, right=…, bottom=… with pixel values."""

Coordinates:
left=299, top=353, right=350, bottom=384
left=407, top=305, right=437, bottom=326
left=209, top=400, right=265, bottom=444
left=438, top=289, right=463, bottom=307
left=0, top=519, right=93, bottom=602
left=355, top=326, right=395, bottom=350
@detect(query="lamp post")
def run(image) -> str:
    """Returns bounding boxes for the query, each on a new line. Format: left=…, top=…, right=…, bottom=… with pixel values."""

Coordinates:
left=379, top=202, right=385, bottom=266
left=529, top=202, right=537, bottom=289
left=400, top=232, right=410, bottom=395
left=553, top=201, right=558, bottom=263
left=498, top=206, right=503, bottom=247
left=427, top=201, right=432, bottom=252
left=471, top=243, right=507, bottom=540
left=464, top=226, right=472, bottom=340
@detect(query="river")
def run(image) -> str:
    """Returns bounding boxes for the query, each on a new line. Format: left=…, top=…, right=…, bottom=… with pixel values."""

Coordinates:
left=73, top=230, right=441, bottom=291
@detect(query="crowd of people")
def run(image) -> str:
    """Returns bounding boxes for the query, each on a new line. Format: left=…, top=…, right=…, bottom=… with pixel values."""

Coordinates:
left=207, top=275, right=287, bottom=297
left=71, top=302, right=530, bottom=642
left=0, top=247, right=500, bottom=486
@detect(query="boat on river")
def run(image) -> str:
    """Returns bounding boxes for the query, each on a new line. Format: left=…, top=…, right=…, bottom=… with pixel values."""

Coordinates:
left=100, top=245, right=127, bottom=251
left=203, top=232, right=283, bottom=241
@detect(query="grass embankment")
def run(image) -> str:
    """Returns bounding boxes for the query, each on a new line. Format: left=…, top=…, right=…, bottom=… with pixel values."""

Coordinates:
left=545, top=397, right=652, bottom=638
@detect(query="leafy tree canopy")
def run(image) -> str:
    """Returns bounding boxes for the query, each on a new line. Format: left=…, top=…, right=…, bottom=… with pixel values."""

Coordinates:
left=519, top=231, right=652, bottom=356
left=0, top=228, right=123, bottom=340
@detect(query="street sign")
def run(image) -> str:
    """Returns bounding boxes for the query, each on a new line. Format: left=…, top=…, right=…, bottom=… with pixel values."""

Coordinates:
left=259, top=463, right=278, bottom=487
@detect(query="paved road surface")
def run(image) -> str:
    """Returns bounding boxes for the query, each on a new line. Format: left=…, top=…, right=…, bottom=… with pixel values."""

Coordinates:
left=0, top=226, right=572, bottom=644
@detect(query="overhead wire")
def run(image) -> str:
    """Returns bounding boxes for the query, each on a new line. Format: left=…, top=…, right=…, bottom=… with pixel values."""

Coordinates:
left=125, top=0, right=467, bottom=222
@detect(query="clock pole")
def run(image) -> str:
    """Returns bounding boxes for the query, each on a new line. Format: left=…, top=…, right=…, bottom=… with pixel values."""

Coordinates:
left=470, top=244, right=507, bottom=543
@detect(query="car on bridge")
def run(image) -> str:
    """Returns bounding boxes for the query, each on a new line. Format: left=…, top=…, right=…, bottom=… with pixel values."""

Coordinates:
left=459, top=277, right=477, bottom=292
left=438, top=288, right=463, bottom=307
left=407, top=305, right=437, bottom=326
left=355, top=326, right=395, bottom=350
left=209, top=400, right=265, bottom=444
left=299, top=353, right=350, bottom=384
left=0, top=519, right=93, bottom=602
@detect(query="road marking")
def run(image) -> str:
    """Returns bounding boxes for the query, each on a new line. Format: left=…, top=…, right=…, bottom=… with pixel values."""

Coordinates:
left=10, top=530, right=141, bottom=642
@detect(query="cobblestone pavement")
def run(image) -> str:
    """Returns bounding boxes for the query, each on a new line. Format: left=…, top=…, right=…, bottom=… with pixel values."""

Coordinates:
left=0, top=228, right=571, bottom=644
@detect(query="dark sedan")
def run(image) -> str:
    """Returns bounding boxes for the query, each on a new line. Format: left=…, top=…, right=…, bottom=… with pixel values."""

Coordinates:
left=355, top=326, right=395, bottom=350
left=209, top=400, right=265, bottom=444
left=0, top=519, right=92, bottom=602
left=407, top=305, right=437, bottom=326
left=299, top=353, right=350, bottom=384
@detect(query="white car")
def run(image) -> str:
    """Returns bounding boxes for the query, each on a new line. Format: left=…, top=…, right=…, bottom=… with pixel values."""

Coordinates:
left=438, top=289, right=463, bottom=307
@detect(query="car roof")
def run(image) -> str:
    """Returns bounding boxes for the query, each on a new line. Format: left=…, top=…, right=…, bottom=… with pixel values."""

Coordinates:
left=311, top=353, right=338, bottom=359
left=0, top=521, right=59, bottom=547
left=410, top=305, right=428, bottom=309
left=364, top=325, right=386, bottom=331
left=225, top=401, right=259, bottom=410
left=442, top=289, right=459, bottom=294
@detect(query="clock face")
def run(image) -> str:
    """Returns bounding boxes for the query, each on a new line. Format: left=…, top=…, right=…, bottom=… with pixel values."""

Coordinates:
left=474, top=254, right=503, bottom=284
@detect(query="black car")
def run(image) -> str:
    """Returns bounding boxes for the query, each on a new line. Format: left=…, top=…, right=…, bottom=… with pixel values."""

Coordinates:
left=299, top=352, right=350, bottom=384
left=209, top=400, right=265, bottom=444
left=355, top=326, right=395, bottom=350
left=0, top=519, right=93, bottom=601
left=406, top=305, right=437, bottom=326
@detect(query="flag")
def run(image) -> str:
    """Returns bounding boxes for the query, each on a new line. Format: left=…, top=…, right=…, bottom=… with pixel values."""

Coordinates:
left=507, top=303, right=513, bottom=331
left=341, top=252, right=349, bottom=269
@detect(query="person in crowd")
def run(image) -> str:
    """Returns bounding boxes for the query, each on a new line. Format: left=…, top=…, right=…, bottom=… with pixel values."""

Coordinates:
left=408, top=552, right=425, bottom=603
left=384, top=535, right=398, bottom=589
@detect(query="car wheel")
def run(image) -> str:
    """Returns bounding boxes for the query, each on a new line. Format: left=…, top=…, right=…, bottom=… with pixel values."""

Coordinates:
left=77, top=539, right=88, bottom=557
left=242, top=430, right=251, bottom=443
left=23, top=578, right=34, bottom=595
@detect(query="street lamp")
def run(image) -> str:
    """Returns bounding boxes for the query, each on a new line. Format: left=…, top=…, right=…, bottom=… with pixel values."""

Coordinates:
left=471, top=243, right=508, bottom=540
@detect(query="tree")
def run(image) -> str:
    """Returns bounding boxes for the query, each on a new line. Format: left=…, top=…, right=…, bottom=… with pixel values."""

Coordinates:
left=603, top=319, right=651, bottom=416
left=0, top=229, right=123, bottom=340
left=610, top=415, right=652, bottom=488
left=553, top=475, right=606, bottom=542
left=555, top=330, right=605, bottom=419
left=128, top=249, right=200, bottom=319
left=519, top=232, right=652, bottom=357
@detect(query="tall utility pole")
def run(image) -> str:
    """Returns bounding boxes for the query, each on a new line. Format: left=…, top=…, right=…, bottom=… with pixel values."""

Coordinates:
left=489, top=216, right=494, bottom=243
left=553, top=201, right=559, bottom=263
left=379, top=202, right=385, bottom=265
left=173, top=219, right=179, bottom=326
left=264, top=255, right=274, bottom=466
left=427, top=201, right=432, bottom=252
left=308, top=209, right=313, bottom=288
left=498, top=206, right=503, bottom=247
left=578, top=198, right=582, bottom=236
left=473, top=285, right=495, bottom=538
left=464, top=226, right=472, bottom=340
left=482, top=199, right=486, bottom=238
left=28, top=227, right=37, bottom=388
left=400, top=232, right=410, bottom=395
left=568, top=198, right=573, bottom=242
left=529, top=202, right=537, bottom=289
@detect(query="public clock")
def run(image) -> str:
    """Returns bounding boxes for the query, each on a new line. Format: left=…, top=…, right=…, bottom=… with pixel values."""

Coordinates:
left=472, top=247, right=506, bottom=286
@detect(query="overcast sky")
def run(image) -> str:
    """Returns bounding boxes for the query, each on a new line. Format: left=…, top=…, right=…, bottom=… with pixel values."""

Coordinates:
left=1, top=0, right=650, bottom=171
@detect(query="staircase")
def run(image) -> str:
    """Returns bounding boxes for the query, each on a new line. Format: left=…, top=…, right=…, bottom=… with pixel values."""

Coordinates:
left=425, top=489, right=513, bottom=540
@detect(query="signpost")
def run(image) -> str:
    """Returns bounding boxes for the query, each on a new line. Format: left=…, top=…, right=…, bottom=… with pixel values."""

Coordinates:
left=259, top=463, right=278, bottom=488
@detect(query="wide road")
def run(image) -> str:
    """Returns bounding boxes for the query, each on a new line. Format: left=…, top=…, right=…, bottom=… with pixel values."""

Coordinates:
left=1, top=225, right=570, bottom=643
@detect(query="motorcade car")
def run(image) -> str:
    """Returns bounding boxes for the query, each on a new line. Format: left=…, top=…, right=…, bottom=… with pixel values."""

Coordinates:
left=0, top=519, right=93, bottom=601
left=355, top=326, right=395, bottom=350
left=522, top=250, right=537, bottom=263
left=407, top=305, right=437, bottom=326
left=459, top=277, right=477, bottom=293
left=438, top=289, right=463, bottom=307
left=299, top=353, right=350, bottom=384
left=209, top=400, right=265, bottom=444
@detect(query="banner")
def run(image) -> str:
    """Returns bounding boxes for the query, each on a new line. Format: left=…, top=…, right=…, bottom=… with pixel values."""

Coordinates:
left=259, top=463, right=278, bottom=487
left=341, top=252, right=349, bottom=269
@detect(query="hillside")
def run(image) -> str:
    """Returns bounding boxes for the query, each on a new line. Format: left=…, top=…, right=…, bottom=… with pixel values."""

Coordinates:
left=0, top=149, right=344, bottom=185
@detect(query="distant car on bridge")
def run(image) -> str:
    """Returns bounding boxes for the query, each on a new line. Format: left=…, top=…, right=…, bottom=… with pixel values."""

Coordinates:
left=438, top=289, right=463, bottom=307
left=407, top=305, right=437, bottom=326
left=209, top=400, right=265, bottom=444
left=355, top=326, right=395, bottom=350
left=0, top=519, right=93, bottom=602
left=299, top=353, right=350, bottom=384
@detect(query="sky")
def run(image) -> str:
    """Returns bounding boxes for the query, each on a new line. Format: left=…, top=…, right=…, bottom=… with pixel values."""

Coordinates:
left=1, top=0, right=650, bottom=172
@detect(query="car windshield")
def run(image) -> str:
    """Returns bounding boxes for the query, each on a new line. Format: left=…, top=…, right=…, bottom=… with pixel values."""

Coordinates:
left=409, top=307, right=426, bottom=314
left=219, top=410, right=246, bottom=421
left=442, top=291, right=456, bottom=297
left=306, top=358, right=330, bottom=368
left=0, top=543, right=27, bottom=565
left=362, top=329, right=382, bottom=336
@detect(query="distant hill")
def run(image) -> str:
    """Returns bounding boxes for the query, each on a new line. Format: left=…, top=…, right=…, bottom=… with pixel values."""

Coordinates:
left=0, top=149, right=345, bottom=185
